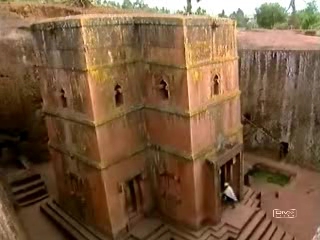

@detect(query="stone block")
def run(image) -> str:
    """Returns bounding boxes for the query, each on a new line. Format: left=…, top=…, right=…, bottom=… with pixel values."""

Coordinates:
left=213, top=24, right=237, bottom=60
left=50, top=149, right=112, bottom=235
left=87, top=63, right=143, bottom=123
left=144, top=110, right=192, bottom=157
left=38, top=68, right=93, bottom=119
left=102, top=152, right=152, bottom=235
left=139, top=25, right=184, bottom=49
left=142, top=46, right=185, bottom=67
left=96, top=110, right=147, bottom=168
left=187, top=60, right=239, bottom=111
left=143, top=67, right=189, bottom=111
left=151, top=151, right=202, bottom=228
left=46, top=116, right=101, bottom=164
left=83, top=25, right=139, bottom=49
left=86, top=46, right=141, bottom=68
left=185, top=25, right=213, bottom=43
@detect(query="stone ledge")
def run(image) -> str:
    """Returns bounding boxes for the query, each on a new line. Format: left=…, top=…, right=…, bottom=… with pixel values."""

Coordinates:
left=48, top=126, right=243, bottom=170
left=34, top=56, right=238, bottom=71
left=42, top=90, right=240, bottom=127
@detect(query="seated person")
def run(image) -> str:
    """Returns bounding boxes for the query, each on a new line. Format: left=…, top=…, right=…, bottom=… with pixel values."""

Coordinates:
left=222, top=182, right=238, bottom=208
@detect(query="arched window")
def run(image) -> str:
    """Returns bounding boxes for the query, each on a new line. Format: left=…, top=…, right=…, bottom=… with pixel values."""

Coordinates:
left=60, top=88, right=67, bottom=108
left=211, top=75, right=221, bottom=96
left=158, top=79, right=169, bottom=100
left=114, top=84, right=124, bottom=107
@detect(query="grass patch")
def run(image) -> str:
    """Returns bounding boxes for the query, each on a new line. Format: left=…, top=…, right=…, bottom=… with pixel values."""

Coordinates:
left=249, top=169, right=290, bottom=186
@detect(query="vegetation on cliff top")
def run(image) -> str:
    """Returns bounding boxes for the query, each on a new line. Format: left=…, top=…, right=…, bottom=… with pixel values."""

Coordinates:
left=1, top=0, right=320, bottom=30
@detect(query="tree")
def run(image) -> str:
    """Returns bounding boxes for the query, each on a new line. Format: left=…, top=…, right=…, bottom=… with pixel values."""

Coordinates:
left=229, top=8, right=249, bottom=28
left=255, top=3, right=288, bottom=29
left=133, top=0, right=148, bottom=9
left=195, top=7, right=207, bottom=15
left=297, top=0, right=320, bottom=29
left=186, top=0, right=201, bottom=14
left=218, top=10, right=227, bottom=18
left=122, top=0, right=133, bottom=9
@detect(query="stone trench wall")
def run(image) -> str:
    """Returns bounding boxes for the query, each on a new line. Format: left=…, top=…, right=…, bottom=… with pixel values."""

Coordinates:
left=0, top=20, right=48, bottom=162
left=239, top=50, right=320, bottom=170
left=0, top=178, right=27, bottom=240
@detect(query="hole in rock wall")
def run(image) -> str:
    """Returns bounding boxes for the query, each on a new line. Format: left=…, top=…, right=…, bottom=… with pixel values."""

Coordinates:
left=158, top=79, right=169, bottom=100
left=114, top=84, right=124, bottom=107
left=211, top=75, right=220, bottom=96
left=60, top=89, right=67, bottom=108
left=279, top=142, right=289, bottom=159
left=242, top=113, right=252, bottom=124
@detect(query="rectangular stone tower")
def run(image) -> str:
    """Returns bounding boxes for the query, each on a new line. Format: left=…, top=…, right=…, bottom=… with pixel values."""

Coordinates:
left=32, top=14, right=243, bottom=239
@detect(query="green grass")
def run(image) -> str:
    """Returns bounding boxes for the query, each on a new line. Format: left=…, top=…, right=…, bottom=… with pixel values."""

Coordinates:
left=250, top=169, right=290, bottom=186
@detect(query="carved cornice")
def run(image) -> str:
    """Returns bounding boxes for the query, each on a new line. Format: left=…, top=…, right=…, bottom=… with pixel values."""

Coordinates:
left=43, top=90, right=241, bottom=128
left=48, top=125, right=243, bottom=170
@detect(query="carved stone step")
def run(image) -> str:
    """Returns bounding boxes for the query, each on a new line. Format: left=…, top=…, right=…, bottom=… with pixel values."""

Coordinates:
left=250, top=218, right=272, bottom=240
left=15, top=185, right=47, bottom=203
left=251, top=199, right=261, bottom=209
left=12, top=178, right=44, bottom=194
left=41, top=203, right=87, bottom=240
left=41, top=199, right=108, bottom=240
left=261, top=223, right=277, bottom=240
left=271, top=227, right=285, bottom=240
left=243, top=187, right=254, bottom=204
left=145, top=226, right=169, bottom=240
left=237, top=210, right=266, bottom=240
left=9, top=173, right=41, bottom=187
left=18, top=193, right=48, bottom=207
left=282, top=233, right=295, bottom=240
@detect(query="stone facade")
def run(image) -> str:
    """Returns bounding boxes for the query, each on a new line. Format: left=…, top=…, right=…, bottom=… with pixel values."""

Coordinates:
left=31, top=15, right=243, bottom=239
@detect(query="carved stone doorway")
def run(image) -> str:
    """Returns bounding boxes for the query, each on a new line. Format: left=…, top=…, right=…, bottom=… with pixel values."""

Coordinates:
left=124, top=174, right=143, bottom=227
left=219, top=153, right=241, bottom=209
left=213, top=145, right=243, bottom=221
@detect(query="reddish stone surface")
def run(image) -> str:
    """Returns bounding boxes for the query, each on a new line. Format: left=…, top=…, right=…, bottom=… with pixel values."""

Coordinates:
left=238, top=29, right=320, bottom=50
left=246, top=152, right=320, bottom=240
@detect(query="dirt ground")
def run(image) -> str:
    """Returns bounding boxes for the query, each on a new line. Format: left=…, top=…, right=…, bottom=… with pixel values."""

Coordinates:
left=245, top=152, right=320, bottom=240
left=238, top=29, right=320, bottom=50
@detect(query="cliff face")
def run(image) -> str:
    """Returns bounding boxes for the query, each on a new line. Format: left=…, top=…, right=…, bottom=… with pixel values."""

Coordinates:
left=240, top=50, right=320, bottom=170
left=0, top=181, right=27, bottom=240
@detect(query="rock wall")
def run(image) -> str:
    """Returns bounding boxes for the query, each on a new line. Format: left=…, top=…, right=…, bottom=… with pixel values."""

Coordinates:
left=0, top=179, right=27, bottom=240
left=240, top=50, right=320, bottom=170
left=0, top=15, right=48, bottom=162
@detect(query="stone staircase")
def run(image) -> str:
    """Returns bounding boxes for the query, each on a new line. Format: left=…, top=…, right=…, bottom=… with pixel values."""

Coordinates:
left=8, top=170, right=48, bottom=207
left=39, top=187, right=296, bottom=240
left=40, top=199, right=108, bottom=240
left=233, top=187, right=295, bottom=240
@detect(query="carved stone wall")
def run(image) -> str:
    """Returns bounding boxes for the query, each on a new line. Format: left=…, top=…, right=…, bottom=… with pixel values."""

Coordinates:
left=0, top=180, right=27, bottom=240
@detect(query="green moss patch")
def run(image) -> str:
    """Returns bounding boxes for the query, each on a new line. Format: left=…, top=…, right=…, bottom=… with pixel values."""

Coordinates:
left=249, top=168, right=291, bottom=186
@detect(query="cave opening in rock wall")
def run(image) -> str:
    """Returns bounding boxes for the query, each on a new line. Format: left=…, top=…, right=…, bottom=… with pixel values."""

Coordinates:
left=279, top=142, right=289, bottom=159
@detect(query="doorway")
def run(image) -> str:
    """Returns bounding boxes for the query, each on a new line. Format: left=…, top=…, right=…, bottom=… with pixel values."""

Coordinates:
left=219, top=156, right=241, bottom=208
left=125, top=175, right=143, bottom=225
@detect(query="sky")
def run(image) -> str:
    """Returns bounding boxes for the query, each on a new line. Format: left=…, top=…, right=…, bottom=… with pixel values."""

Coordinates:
left=113, top=0, right=320, bottom=17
